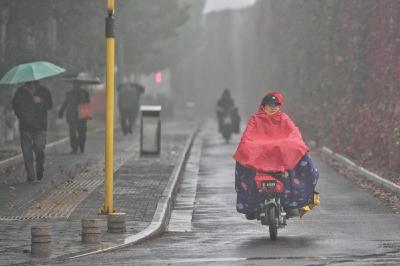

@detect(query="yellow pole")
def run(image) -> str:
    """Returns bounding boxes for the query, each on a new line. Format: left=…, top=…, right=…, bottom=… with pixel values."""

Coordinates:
left=107, top=0, right=115, bottom=14
left=101, top=0, right=116, bottom=214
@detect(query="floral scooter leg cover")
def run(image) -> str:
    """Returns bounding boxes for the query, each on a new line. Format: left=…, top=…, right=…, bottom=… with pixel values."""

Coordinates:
left=235, top=153, right=319, bottom=214
left=235, top=162, right=263, bottom=214
left=283, top=153, right=319, bottom=209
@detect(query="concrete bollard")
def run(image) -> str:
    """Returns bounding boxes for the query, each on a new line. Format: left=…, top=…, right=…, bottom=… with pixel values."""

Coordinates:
left=31, top=225, right=51, bottom=257
left=81, top=218, right=102, bottom=244
left=107, top=212, right=126, bottom=233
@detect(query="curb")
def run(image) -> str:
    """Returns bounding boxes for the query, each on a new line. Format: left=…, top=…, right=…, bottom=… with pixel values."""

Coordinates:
left=63, top=125, right=200, bottom=260
left=321, top=146, right=400, bottom=196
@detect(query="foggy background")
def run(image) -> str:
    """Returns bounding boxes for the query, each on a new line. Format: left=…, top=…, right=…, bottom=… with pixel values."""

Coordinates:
left=0, top=0, right=399, bottom=184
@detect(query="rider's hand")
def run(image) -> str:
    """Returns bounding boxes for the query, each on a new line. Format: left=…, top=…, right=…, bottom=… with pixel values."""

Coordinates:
left=283, top=171, right=289, bottom=177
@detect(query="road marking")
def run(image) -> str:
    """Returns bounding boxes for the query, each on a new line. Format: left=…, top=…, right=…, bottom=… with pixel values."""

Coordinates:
left=167, top=136, right=203, bottom=232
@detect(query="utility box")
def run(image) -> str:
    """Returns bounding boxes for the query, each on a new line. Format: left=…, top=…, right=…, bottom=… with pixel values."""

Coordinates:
left=140, top=105, right=161, bottom=155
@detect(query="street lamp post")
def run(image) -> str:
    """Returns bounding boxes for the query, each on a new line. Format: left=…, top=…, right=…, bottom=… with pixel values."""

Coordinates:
left=101, top=0, right=116, bottom=214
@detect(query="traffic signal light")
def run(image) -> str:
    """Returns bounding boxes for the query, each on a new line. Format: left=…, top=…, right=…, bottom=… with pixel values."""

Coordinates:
left=155, top=71, right=162, bottom=84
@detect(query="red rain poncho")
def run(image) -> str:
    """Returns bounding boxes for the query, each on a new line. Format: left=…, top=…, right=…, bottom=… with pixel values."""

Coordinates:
left=233, top=91, right=308, bottom=172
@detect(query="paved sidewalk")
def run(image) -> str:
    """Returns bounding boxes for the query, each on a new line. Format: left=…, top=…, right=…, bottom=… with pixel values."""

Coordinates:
left=0, top=118, right=105, bottom=185
left=0, top=120, right=196, bottom=266
left=0, top=119, right=116, bottom=219
left=0, top=123, right=68, bottom=162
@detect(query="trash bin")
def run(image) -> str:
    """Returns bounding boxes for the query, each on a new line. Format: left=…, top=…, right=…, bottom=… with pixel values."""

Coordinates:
left=140, top=105, right=162, bottom=155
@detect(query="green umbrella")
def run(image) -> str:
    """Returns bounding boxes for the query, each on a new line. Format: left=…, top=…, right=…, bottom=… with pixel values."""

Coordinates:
left=0, top=61, right=65, bottom=85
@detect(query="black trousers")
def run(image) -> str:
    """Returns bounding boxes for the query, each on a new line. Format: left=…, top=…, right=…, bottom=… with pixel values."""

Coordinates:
left=68, top=120, right=87, bottom=152
left=120, top=109, right=137, bottom=135
left=20, top=130, right=46, bottom=180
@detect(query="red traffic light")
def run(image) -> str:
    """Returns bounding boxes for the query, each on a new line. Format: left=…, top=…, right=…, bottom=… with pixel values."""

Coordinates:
left=155, top=71, right=163, bottom=84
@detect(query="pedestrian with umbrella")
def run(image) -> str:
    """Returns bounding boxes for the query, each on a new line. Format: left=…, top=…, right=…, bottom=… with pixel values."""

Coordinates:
left=58, top=72, right=100, bottom=154
left=0, top=61, right=65, bottom=182
left=117, top=82, right=145, bottom=135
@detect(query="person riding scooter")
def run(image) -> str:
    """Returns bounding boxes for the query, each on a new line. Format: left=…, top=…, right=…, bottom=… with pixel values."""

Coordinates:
left=216, top=89, right=235, bottom=133
left=216, top=89, right=241, bottom=139
left=233, top=91, right=319, bottom=232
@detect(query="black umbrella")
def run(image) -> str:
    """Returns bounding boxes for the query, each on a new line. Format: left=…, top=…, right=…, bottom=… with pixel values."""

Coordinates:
left=117, top=82, right=145, bottom=94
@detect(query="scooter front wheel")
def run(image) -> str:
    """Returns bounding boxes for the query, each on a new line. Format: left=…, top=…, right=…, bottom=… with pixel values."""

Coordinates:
left=267, top=205, right=278, bottom=240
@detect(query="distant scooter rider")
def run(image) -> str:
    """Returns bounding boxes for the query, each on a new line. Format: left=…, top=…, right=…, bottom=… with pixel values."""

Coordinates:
left=216, top=89, right=235, bottom=133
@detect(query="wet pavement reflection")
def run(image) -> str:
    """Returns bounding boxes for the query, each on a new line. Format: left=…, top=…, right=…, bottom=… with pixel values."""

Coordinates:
left=51, top=122, right=400, bottom=266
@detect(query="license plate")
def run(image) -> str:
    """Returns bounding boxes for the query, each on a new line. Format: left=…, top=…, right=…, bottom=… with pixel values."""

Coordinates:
left=262, top=180, right=276, bottom=189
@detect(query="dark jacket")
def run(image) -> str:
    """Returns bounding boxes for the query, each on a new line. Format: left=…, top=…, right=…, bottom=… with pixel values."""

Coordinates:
left=59, top=88, right=90, bottom=124
left=217, top=96, right=235, bottom=112
left=12, top=84, right=53, bottom=131
left=118, top=85, right=140, bottom=113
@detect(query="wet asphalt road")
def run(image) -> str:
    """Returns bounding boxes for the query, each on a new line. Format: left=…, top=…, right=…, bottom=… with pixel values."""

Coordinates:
left=52, top=124, right=400, bottom=266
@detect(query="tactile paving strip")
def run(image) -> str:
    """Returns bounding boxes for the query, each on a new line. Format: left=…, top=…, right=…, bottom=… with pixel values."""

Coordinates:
left=0, top=144, right=137, bottom=221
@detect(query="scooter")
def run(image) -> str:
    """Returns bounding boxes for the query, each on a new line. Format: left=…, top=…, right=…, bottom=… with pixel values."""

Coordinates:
left=220, top=113, right=233, bottom=143
left=253, top=172, right=298, bottom=240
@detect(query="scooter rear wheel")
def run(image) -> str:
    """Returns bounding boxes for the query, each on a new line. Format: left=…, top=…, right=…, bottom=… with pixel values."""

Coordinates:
left=222, top=129, right=232, bottom=143
left=267, top=206, right=278, bottom=240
